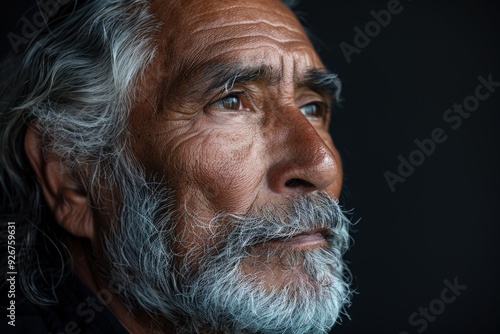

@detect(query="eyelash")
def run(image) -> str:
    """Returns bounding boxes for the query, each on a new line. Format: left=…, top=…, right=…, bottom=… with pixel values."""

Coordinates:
left=207, top=91, right=329, bottom=122
left=300, top=102, right=329, bottom=120
left=207, top=91, right=247, bottom=111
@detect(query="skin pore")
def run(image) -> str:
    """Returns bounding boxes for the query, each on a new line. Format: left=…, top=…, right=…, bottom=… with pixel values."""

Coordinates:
left=130, top=0, right=343, bottom=286
left=30, top=0, right=345, bottom=332
left=128, top=0, right=343, bottom=330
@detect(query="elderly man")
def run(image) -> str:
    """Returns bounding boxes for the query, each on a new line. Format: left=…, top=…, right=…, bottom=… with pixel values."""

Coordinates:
left=0, top=0, right=351, bottom=332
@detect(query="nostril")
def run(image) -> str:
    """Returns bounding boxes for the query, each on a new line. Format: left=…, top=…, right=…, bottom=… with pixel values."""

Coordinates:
left=284, top=178, right=314, bottom=188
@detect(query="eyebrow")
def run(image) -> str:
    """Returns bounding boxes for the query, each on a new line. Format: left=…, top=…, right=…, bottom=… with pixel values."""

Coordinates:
left=203, top=62, right=341, bottom=101
left=203, top=62, right=282, bottom=94
left=297, top=68, right=342, bottom=103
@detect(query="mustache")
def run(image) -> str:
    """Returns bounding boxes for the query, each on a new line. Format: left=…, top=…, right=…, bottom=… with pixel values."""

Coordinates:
left=177, top=192, right=353, bottom=333
left=190, top=192, right=351, bottom=258
left=104, top=180, right=352, bottom=331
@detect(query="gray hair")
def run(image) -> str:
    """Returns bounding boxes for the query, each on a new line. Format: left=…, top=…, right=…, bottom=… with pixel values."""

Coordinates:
left=0, top=1, right=339, bottom=325
left=0, top=0, right=159, bottom=304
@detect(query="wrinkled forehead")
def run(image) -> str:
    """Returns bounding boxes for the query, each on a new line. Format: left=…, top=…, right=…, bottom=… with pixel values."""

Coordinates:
left=150, top=0, right=320, bottom=68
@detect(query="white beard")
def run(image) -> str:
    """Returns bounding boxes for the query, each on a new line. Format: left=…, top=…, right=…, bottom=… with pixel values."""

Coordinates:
left=102, top=180, right=352, bottom=333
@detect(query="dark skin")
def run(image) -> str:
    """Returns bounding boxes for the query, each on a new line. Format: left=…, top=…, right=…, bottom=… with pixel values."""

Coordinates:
left=24, top=0, right=343, bottom=332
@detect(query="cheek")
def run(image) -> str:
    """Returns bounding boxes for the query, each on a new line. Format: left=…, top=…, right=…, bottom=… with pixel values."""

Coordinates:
left=168, top=124, right=265, bottom=264
left=172, top=121, right=266, bottom=215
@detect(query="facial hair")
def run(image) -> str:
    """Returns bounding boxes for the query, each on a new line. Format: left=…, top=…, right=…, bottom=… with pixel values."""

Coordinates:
left=100, top=176, right=352, bottom=333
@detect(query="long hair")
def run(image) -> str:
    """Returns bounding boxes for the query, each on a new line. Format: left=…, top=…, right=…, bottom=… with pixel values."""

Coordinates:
left=0, top=0, right=159, bottom=305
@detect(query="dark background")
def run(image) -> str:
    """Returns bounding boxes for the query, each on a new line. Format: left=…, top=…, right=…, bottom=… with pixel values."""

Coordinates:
left=293, top=1, right=500, bottom=333
left=1, top=1, right=499, bottom=333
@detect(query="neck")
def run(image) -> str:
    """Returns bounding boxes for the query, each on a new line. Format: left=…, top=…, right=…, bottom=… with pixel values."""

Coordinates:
left=70, top=238, right=177, bottom=333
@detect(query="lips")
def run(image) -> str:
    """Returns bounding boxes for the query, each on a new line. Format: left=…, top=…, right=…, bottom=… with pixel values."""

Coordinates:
left=266, top=227, right=330, bottom=250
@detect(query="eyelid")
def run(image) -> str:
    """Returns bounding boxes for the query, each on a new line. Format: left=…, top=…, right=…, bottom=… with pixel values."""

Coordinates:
left=209, top=89, right=246, bottom=105
left=299, top=100, right=330, bottom=125
left=302, top=101, right=327, bottom=113
left=205, top=90, right=252, bottom=112
left=297, top=92, right=330, bottom=111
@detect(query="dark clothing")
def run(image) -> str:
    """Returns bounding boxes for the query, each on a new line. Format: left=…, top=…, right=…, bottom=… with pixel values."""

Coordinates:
left=1, top=273, right=127, bottom=334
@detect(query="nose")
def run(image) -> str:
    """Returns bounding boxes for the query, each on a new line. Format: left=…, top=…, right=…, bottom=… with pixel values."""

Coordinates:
left=266, top=108, right=339, bottom=196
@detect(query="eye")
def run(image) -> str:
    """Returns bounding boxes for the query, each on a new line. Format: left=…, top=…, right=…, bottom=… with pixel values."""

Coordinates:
left=300, top=102, right=327, bottom=120
left=208, top=93, right=243, bottom=111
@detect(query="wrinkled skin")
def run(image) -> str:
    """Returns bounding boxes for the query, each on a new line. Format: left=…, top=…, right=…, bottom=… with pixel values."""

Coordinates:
left=131, top=0, right=342, bottom=263
left=78, top=0, right=343, bottom=332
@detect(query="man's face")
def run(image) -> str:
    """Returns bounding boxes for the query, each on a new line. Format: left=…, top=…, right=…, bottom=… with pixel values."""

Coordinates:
left=111, top=0, right=349, bottom=331
left=132, top=0, right=341, bottom=255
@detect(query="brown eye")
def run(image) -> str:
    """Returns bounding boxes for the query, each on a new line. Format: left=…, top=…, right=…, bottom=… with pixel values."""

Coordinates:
left=209, top=94, right=242, bottom=111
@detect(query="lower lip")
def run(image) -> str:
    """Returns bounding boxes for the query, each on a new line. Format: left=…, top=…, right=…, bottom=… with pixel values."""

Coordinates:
left=278, top=232, right=327, bottom=249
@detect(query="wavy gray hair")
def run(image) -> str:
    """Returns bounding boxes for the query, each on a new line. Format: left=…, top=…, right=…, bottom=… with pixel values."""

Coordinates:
left=0, top=0, right=159, bottom=304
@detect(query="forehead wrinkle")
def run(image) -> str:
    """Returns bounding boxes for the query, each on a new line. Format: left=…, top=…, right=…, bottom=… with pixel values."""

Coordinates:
left=190, top=23, right=307, bottom=48
left=186, top=2, right=299, bottom=28
left=202, top=43, right=310, bottom=61
left=191, top=20, right=306, bottom=35
left=186, top=7, right=308, bottom=43
left=207, top=36, right=311, bottom=55
left=152, top=1, right=318, bottom=114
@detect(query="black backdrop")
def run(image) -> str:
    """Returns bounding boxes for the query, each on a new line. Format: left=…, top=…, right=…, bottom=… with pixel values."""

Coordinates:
left=1, top=1, right=499, bottom=333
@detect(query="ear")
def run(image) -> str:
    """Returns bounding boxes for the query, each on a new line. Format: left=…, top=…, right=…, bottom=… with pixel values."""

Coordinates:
left=24, top=125, right=95, bottom=240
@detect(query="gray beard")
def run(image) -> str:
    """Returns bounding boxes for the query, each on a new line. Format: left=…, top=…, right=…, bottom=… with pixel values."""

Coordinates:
left=101, top=178, right=352, bottom=333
